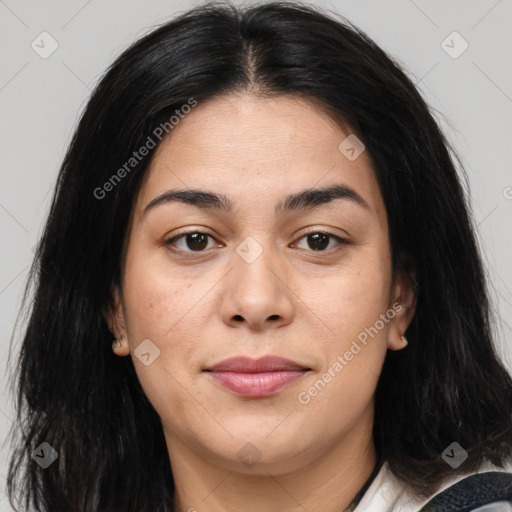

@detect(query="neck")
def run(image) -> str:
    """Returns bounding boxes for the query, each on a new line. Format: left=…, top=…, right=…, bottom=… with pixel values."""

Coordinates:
left=167, top=404, right=377, bottom=512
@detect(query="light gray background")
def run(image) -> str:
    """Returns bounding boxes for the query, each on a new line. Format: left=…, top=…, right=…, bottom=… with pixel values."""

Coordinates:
left=1, top=0, right=511, bottom=509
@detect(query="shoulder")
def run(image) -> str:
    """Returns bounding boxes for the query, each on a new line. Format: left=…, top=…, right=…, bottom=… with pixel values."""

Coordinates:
left=353, top=459, right=512, bottom=512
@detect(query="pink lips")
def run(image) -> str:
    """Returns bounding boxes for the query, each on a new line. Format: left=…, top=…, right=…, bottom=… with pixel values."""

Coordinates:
left=203, top=356, right=310, bottom=398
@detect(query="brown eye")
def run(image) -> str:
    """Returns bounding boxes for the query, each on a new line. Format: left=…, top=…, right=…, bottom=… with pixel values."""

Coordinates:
left=183, top=232, right=209, bottom=251
left=165, top=232, right=215, bottom=253
left=306, top=233, right=330, bottom=251
left=295, top=231, right=347, bottom=252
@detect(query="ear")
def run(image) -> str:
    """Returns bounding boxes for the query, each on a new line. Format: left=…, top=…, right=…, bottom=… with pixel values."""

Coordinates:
left=103, top=285, right=130, bottom=356
left=387, top=255, right=417, bottom=351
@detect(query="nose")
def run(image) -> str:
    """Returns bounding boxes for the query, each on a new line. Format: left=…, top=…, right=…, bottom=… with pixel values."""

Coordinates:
left=219, top=239, right=294, bottom=331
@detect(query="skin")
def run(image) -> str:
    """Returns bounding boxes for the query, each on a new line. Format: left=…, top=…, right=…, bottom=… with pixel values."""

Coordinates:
left=106, top=92, right=416, bottom=512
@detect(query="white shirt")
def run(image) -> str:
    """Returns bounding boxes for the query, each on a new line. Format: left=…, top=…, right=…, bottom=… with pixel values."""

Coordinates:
left=353, top=460, right=512, bottom=511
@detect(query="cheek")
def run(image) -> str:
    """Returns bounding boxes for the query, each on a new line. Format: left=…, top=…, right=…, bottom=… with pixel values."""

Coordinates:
left=299, top=250, right=392, bottom=401
left=308, top=255, right=392, bottom=337
left=294, top=267, right=391, bottom=429
left=120, top=267, right=201, bottom=418
left=120, top=254, right=212, bottom=411
left=122, top=242, right=204, bottom=340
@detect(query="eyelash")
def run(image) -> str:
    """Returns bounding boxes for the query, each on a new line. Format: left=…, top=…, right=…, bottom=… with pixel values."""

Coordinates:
left=164, top=230, right=349, bottom=257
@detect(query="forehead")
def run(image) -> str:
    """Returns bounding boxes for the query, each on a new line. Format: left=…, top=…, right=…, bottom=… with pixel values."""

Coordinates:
left=134, top=92, right=386, bottom=222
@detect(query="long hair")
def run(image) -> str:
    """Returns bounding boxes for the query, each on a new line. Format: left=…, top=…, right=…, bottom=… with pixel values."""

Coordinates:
left=7, top=1, right=512, bottom=510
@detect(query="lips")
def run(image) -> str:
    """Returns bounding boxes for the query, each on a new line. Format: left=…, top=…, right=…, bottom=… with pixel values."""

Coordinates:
left=205, top=356, right=310, bottom=373
left=203, top=356, right=311, bottom=398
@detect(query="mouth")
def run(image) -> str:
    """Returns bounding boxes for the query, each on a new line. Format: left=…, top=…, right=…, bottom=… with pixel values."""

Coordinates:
left=203, top=356, right=311, bottom=398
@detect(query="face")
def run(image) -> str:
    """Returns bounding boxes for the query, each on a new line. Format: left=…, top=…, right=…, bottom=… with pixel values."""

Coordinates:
left=107, top=92, right=415, bottom=476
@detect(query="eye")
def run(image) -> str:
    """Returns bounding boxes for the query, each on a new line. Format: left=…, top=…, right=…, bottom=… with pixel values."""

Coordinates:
left=164, top=229, right=349, bottom=257
left=294, top=231, right=348, bottom=252
left=164, top=231, right=219, bottom=254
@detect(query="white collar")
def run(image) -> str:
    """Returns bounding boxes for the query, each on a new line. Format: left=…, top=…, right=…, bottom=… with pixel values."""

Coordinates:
left=353, top=459, right=512, bottom=512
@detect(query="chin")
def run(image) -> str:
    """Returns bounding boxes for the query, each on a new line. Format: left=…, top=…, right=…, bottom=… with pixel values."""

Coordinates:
left=203, top=430, right=315, bottom=475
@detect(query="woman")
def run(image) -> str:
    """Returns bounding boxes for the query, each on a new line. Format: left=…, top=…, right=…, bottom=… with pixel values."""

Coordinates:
left=6, top=1, right=512, bottom=511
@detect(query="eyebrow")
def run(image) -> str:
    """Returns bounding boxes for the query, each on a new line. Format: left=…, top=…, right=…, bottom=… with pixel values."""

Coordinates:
left=142, top=184, right=370, bottom=218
